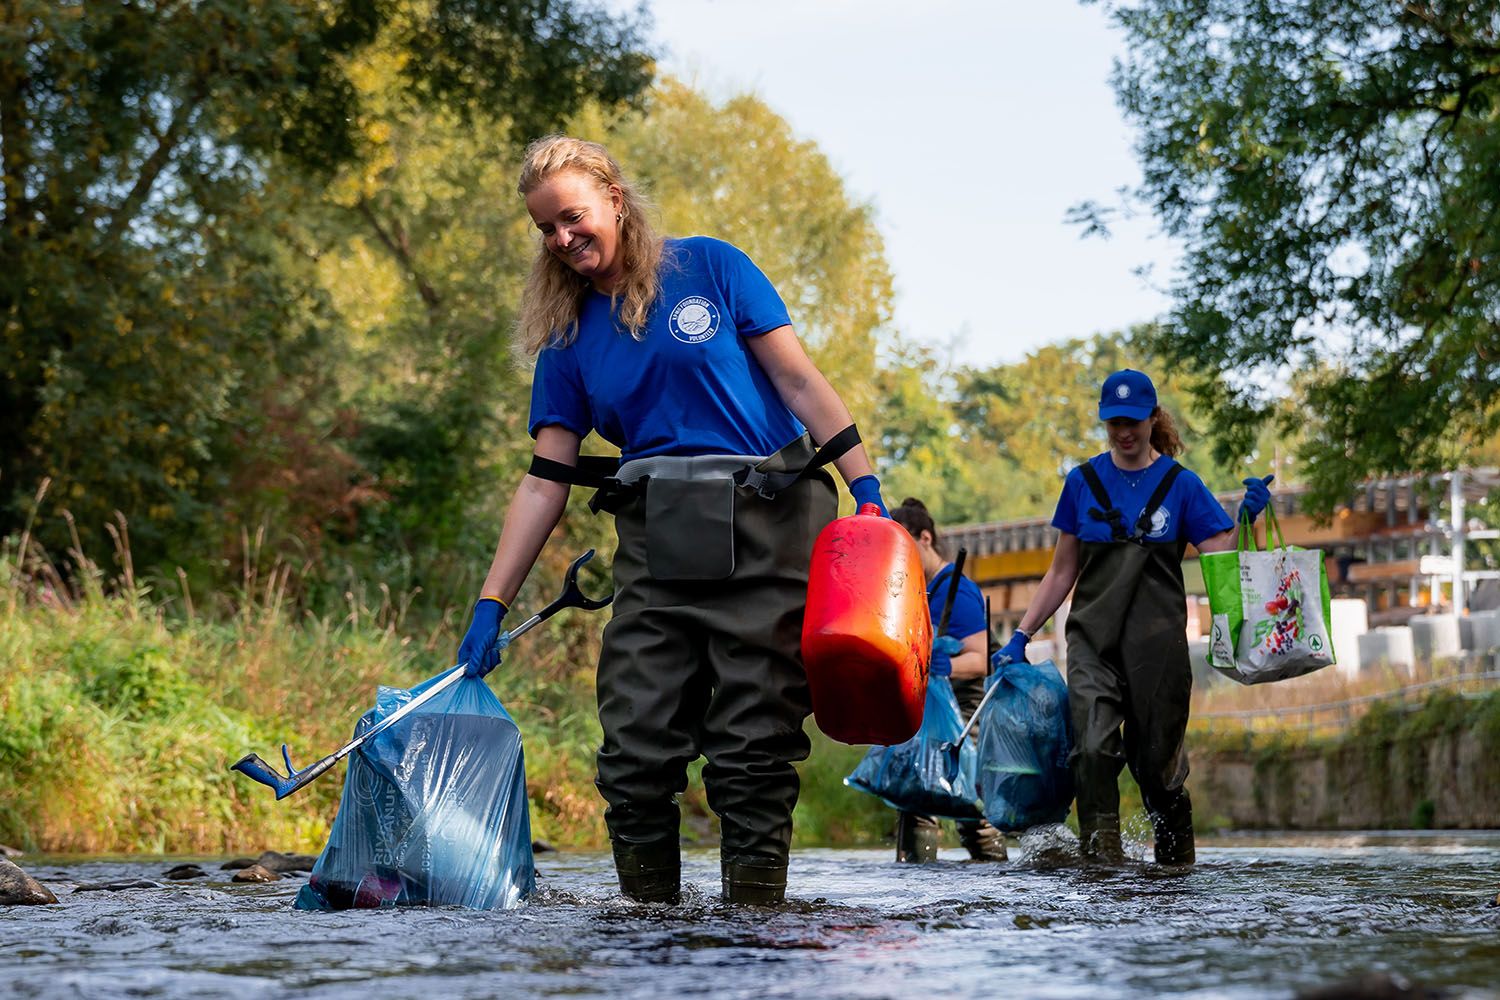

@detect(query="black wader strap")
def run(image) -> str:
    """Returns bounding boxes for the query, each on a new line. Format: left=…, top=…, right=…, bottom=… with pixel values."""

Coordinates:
left=1133, top=461, right=1183, bottom=539
left=733, top=424, right=861, bottom=500
left=528, top=454, right=642, bottom=515
left=1079, top=463, right=1129, bottom=542
left=1078, top=459, right=1183, bottom=543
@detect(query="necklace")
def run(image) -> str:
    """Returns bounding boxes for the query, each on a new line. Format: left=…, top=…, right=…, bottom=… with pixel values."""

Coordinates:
left=1114, top=460, right=1153, bottom=489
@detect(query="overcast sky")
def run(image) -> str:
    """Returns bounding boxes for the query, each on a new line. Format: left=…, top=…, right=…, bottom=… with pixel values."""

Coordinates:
left=611, top=0, right=1181, bottom=368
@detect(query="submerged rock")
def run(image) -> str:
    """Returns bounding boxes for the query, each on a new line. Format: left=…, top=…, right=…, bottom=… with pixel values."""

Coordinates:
left=255, top=851, right=317, bottom=874
left=220, top=857, right=256, bottom=870
left=1296, top=971, right=1451, bottom=999
left=531, top=840, right=556, bottom=854
left=163, top=864, right=208, bottom=880
left=232, top=864, right=279, bottom=883
left=72, top=879, right=162, bottom=893
left=0, top=858, right=58, bottom=905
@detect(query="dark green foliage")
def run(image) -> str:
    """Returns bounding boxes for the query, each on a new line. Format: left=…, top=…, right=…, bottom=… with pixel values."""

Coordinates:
left=1089, top=0, right=1500, bottom=512
left=1, top=0, right=654, bottom=582
left=78, top=645, right=192, bottom=722
left=400, top=0, right=655, bottom=137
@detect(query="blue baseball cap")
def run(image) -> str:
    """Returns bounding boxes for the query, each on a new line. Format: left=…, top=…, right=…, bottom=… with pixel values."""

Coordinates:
left=1099, top=369, right=1158, bottom=421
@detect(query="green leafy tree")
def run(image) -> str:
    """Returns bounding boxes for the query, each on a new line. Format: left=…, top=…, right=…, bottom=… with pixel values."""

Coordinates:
left=1083, top=0, right=1500, bottom=512
left=1, top=0, right=652, bottom=570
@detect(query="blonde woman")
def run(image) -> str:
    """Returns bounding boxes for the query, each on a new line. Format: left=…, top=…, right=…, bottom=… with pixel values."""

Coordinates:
left=456, top=135, right=886, bottom=906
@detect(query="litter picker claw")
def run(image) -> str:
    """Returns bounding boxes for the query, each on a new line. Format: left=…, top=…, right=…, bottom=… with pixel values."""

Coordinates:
left=230, top=549, right=613, bottom=800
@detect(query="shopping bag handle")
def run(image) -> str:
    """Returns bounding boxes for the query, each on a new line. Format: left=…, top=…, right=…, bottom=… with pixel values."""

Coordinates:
left=1237, top=497, right=1287, bottom=553
left=1266, top=503, right=1288, bottom=550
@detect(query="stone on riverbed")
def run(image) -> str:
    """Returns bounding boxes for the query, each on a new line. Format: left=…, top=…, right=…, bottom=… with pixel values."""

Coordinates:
left=163, top=864, right=208, bottom=880
left=255, top=850, right=317, bottom=874
left=232, top=864, right=279, bottom=883
left=73, top=879, right=162, bottom=893
left=1295, top=971, right=1448, bottom=999
left=222, top=851, right=317, bottom=873
left=0, top=844, right=22, bottom=858
left=0, top=858, right=58, bottom=905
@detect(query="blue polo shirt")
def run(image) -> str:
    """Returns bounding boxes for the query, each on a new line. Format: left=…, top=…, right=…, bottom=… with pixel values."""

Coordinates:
left=1052, top=454, right=1234, bottom=545
left=928, top=562, right=986, bottom=674
left=528, top=236, right=804, bottom=461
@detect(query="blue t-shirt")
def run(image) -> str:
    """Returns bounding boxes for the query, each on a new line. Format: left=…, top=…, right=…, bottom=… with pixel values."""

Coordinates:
left=928, top=562, right=986, bottom=674
left=1051, top=454, right=1234, bottom=546
left=528, top=236, right=805, bottom=461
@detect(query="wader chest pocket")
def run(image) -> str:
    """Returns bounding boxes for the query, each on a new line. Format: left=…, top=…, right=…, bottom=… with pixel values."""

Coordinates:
left=645, top=477, right=735, bottom=580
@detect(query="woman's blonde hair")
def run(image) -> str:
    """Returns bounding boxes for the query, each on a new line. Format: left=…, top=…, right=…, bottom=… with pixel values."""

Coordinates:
left=1150, top=406, right=1184, bottom=458
left=516, top=135, right=664, bottom=354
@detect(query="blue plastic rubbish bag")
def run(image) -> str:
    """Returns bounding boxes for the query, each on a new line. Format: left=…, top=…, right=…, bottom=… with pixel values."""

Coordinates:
left=975, top=659, right=1073, bottom=832
left=844, top=675, right=981, bottom=819
left=295, top=669, right=535, bottom=910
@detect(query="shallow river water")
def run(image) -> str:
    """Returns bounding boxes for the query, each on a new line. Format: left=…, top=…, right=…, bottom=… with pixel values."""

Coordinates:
left=3, top=831, right=1498, bottom=999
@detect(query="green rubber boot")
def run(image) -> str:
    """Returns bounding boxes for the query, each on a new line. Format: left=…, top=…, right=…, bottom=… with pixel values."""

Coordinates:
left=1151, top=794, right=1197, bottom=866
left=957, top=819, right=1009, bottom=862
left=895, top=813, right=940, bottom=863
left=721, top=858, right=787, bottom=906
left=1079, top=814, right=1128, bottom=864
left=612, top=838, right=680, bottom=904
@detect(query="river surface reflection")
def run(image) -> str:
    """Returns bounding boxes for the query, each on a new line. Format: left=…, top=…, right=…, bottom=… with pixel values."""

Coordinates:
left=3, top=831, right=1498, bottom=999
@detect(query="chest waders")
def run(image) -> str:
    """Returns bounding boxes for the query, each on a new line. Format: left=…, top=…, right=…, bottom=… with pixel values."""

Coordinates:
left=1065, top=461, right=1196, bottom=865
left=530, top=429, right=849, bottom=903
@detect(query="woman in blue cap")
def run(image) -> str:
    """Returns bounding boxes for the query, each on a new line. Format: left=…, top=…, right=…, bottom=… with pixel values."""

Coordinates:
left=994, top=369, right=1273, bottom=864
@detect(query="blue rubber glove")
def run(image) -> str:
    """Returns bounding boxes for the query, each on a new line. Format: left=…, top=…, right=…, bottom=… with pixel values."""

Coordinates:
left=458, top=598, right=511, bottom=679
left=1238, top=474, right=1275, bottom=524
left=991, top=629, right=1029, bottom=668
left=930, top=634, right=964, bottom=676
left=849, top=474, right=888, bottom=517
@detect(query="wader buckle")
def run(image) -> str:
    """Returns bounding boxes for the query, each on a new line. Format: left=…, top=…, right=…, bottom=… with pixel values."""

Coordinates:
left=734, top=468, right=778, bottom=500
left=586, top=479, right=643, bottom=515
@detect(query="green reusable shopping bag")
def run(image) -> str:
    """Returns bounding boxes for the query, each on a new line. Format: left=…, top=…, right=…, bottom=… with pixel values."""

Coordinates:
left=1199, top=507, right=1334, bottom=684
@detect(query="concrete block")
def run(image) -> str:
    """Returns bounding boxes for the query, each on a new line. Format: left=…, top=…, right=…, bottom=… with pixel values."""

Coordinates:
left=1409, top=614, right=1461, bottom=660
left=1026, top=638, right=1059, bottom=665
left=1357, top=627, right=1416, bottom=675
left=1188, top=637, right=1221, bottom=688
left=1330, top=598, right=1369, bottom=678
left=1467, top=610, right=1500, bottom=654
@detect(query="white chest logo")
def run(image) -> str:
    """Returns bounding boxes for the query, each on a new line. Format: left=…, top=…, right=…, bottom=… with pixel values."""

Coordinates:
left=669, top=296, right=720, bottom=344
left=1146, top=507, right=1170, bottom=538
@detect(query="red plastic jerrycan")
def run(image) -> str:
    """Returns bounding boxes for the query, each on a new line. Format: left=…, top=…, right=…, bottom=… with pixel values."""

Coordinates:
left=801, top=502, right=932, bottom=745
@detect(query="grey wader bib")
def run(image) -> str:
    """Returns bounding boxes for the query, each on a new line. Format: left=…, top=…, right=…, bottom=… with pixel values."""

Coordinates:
left=530, top=430, right=848, bottom=902
left=1065, top=461, right=1196, bottom=865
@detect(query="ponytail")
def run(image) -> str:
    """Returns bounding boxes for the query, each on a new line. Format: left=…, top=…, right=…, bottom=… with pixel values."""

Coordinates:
left=1151, top=406, right=1183, bottom=458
